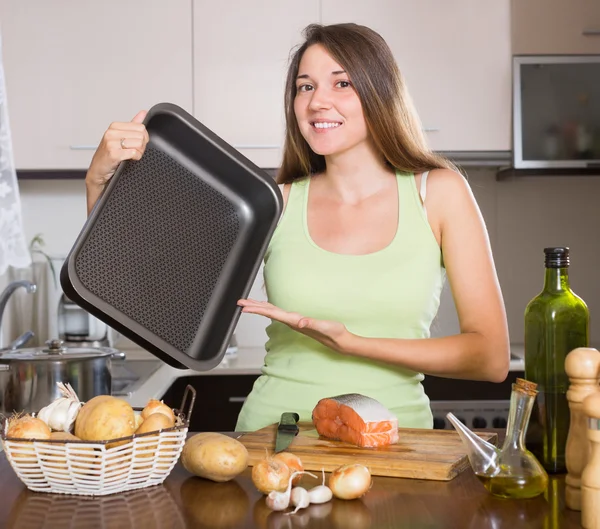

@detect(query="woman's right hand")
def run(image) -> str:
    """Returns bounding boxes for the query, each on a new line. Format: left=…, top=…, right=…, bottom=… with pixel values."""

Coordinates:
left=85, top=110, right=150, bottom=214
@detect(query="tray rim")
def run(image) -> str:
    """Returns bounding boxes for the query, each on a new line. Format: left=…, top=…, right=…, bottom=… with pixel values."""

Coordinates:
left=60, top=102, right=283, bottom=371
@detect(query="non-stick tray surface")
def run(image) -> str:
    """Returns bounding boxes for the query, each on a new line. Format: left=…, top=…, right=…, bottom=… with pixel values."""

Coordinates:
left=61, top=102, right=282, bottom=370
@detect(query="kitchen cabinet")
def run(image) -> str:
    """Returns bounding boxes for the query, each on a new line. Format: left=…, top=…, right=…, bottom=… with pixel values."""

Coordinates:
left=192, top=0, right=319, bottom=168
left=0, top=1, right=193, bottom=170
left=512, top=0, right=600, bottom=54
left=321, top=1, right=512, bottom=152
left=162, top=374, right=259, bottom=432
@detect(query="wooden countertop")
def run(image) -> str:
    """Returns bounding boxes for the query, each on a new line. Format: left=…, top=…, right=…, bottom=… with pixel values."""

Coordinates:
left=0, top=449, right=583, bottom=528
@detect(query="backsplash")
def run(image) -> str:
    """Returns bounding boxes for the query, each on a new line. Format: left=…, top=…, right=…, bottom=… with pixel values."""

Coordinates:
left=13, top=170, right=600, bottom=349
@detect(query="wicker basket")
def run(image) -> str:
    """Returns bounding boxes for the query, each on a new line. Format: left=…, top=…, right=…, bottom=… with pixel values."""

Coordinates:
left=1, top=385, right=196, bottom=496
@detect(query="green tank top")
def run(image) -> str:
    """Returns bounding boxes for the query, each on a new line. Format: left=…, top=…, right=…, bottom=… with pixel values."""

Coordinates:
left=235, top=170, right=445, bottom=432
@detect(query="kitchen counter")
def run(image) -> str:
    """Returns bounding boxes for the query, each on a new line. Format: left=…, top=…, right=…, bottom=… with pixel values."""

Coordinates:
left=120, top=342, right=526, bottom=408
left=0, top=441, right=582, bottom=529
left=119, top=346, right=268, bottom=407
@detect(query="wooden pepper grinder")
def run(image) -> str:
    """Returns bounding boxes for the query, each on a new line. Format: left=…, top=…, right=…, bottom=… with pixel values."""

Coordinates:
left=581, top=391, right=600, bottom=528
left=565, top=347, right=600, bottom=511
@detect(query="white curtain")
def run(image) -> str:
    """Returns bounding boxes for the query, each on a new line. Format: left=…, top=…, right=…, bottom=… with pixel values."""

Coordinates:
left=0, top=30, right=35, bottom=348
left=0, top=30, right=30, bottom=275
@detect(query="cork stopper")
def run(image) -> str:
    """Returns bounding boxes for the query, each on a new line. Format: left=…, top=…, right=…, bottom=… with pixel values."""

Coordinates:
left=583, top=392, right=600, bottom=421
left=514, top=378, right=538, bottom=397
left=565, top=347, right=600, bottom=379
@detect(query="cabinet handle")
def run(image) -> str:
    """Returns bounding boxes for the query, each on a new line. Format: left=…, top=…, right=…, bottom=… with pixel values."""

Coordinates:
left=582, top=29, right=600, bottom=36
left=70, top=143, right=279, bottom=151
left=70, top=145, right=98, bottom=150
left=422, top=128, right=440, bottom=133
left=228, top=396, right=247, bottom=403
left=232, top=145, right=279, bottom=150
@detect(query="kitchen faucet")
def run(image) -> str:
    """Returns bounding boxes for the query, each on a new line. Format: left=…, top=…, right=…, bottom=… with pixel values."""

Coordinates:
left=0, top=279, right=37, bottom=349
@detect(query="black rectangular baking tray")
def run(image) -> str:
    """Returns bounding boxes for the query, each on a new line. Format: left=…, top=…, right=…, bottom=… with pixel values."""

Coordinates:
left=61, top=102, right=282, bottom=371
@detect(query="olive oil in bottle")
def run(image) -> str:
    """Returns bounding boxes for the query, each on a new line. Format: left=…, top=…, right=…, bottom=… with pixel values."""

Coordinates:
left=449, top=378, right=548, bottom=500
left=524, top=247, right=589, bottom=473
left=476, top=471, right=549, bottom=499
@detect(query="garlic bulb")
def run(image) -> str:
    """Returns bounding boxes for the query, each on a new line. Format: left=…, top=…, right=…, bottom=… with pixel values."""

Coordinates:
left=37, top=382, right=83, bottom=432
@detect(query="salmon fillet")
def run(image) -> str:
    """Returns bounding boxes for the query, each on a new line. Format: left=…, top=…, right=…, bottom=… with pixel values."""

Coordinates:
left=312, top=393, right=399, bottom=448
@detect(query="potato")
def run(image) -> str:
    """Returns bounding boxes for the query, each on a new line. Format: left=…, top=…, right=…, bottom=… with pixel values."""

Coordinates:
left=74, top=395, right=136, bottom=446
left=181, top=432, right=249, bottom=482
left=134, top=413, right=175, bottom=467
left=43, top=432, right=96, bottom=476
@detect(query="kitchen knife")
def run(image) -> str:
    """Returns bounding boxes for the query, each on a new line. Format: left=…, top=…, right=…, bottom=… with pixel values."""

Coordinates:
left=275, top=412, right=300, bottom=453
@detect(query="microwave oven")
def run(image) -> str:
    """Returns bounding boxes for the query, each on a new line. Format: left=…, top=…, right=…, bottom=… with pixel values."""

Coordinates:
left=513, top=55, right=600, bottom=169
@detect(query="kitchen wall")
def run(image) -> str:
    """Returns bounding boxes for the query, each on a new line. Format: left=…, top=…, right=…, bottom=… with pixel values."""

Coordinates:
left=15, top=169, right=600, bottom=350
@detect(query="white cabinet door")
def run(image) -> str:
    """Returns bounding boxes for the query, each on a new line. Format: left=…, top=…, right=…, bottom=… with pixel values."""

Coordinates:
left=192, top=0, right=319, bottom=168
left=321, top=1, right=512, bottom=152
left=0, top=1, right=193, bottom=169
left=512, top=0, right=600, bottom=54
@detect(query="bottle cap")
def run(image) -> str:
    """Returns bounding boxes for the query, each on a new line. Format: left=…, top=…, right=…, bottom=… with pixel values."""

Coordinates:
left=544, top=247, right=569, bottom=268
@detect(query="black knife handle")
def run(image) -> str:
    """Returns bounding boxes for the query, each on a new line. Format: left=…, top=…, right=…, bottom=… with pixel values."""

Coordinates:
left=278, top=412, right=300, bottom=434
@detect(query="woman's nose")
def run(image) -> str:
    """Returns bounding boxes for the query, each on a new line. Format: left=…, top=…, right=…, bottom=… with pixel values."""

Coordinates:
left=308, top=87, right=333, bottom=111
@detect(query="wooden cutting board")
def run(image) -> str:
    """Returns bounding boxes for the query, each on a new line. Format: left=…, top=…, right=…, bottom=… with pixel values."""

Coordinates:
left=237, top=422, right=497, bottom=481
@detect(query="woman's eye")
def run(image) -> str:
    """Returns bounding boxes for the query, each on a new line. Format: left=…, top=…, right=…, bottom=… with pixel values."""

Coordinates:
left=336, top=80, right=352, bottom=88
left=297, top=84, right=314, bottom=93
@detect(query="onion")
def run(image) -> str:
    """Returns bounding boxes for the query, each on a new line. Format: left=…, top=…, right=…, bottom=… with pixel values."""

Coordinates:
left=6, top=415, right=52, bottom=462
left=141, top=399, right=176, bottom=424
left=251, top=457, right=291, bottom=494
left=7, top=415, right=51, bottom=440
left=328, top=464, right=372, bottom=500
left=272, top=452, right=304, bottom=485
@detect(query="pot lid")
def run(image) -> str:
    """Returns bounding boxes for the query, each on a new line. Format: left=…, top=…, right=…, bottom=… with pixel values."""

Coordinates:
left=0, top=339, right=119, bottom=361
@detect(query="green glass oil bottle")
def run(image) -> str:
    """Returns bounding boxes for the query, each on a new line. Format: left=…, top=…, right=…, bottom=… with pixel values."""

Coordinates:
left=524, top=247, right=589, bottom=473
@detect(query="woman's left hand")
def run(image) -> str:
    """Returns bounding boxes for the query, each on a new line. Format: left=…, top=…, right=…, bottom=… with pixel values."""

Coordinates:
left=237, top=299, right=352, bottom=353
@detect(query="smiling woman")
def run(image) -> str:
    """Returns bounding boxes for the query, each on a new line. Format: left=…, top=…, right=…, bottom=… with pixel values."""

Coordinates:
left=233, top=23, right=510, bottom=432
left=81, top=22, right=510, bottom=435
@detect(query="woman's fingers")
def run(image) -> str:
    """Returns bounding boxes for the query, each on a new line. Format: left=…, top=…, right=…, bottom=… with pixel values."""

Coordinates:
left=237, top=299, right=306, bottom=326
left=131, top=109, right=147, bottom=124
left=87, top=111, right=149, bottom=189
left=238, top=298, right=272, bottom=308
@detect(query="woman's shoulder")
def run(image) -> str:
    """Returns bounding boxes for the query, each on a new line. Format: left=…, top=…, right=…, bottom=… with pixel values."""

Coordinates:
left=278, top=176, right=311, bottom=209
left=425, top=167, right=468, bottom=188
left=424, top=168, right=473, bottom=203
left=424, top=168, right=482, bottom=231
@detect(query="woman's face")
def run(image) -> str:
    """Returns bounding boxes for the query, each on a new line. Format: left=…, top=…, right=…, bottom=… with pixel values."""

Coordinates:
left=293, top=44, right=369, bottom=157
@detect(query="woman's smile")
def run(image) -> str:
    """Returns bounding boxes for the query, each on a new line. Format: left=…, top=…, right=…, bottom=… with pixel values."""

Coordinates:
left=310, top=120, right=343, bottom=133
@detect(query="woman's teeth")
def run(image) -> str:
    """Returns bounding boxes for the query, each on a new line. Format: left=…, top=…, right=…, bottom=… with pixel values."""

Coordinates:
left=313, top=122, right=341, bottom=129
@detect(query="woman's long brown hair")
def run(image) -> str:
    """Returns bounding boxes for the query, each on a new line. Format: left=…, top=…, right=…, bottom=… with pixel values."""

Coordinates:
left=278, top=23, right=457, bottom=184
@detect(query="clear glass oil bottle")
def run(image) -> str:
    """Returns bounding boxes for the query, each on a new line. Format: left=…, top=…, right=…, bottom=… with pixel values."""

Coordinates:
left=524, top=247, right=589, bottom=473
left=448, top=378, right=549, bottom=500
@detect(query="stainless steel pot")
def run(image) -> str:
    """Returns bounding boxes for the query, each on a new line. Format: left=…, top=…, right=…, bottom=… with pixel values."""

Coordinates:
left=0, top=339, right=125, bottom=415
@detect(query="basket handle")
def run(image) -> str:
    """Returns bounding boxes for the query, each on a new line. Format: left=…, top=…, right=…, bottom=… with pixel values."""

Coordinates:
left=180, top=384, right=197, bottom=423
